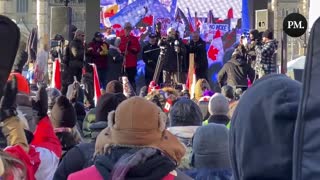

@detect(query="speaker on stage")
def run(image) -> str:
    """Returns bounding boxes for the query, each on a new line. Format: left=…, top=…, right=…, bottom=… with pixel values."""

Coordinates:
left=50, top=7, right=72, bottom=42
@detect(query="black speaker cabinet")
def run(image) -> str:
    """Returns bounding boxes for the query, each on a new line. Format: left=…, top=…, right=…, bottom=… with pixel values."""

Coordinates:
left=50, top=7, right=72, bottom=41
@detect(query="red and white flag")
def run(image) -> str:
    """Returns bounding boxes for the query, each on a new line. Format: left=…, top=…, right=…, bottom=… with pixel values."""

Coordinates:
left=51, top=59, right=61, bottom=90
left=90, top=63, right=101, bottom=106
left=207, top=30, right=225, bottom=65
left=163, top=98, right=173, bottom=113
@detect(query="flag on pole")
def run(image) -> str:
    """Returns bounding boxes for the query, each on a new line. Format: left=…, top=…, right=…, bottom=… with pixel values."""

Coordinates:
left=186, top=53, right=197, bottom=99
left=207, top=30, right=225, bottom=64
left=187, top=8, right=195, bottom=33
left=51, top=59, right=61, bottom=90
left=90, top=63, right=101, bottom=106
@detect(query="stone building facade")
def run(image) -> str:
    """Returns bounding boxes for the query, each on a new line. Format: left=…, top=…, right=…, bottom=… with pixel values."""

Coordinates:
left=271, top=0, right=309, bottom=60
left=0, top=0, right=86, bottom=44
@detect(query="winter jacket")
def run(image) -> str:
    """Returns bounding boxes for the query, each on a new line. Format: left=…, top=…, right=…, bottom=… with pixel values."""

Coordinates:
left=162, top=38, right=187, bottom=72
left=16, top=92, right=36, bottom=131
left=67, top=147, right=192, bottom=180
left=105, top=45, right=123, bottom=84
left=188, top=38, right=208, bottom=79
left=245, top=40, right=259, bottom=69
left=203, top=115, right=230, bottom=126
left=142, top=43, right=160, bottom=76
left=255, top=40, right=278, bottom=75
left=185, top=168, right=232, bottom=180
left=88, top=40, right=109, bottom=69
left=65, top=39, right=85, bottom=70
left=82, top=108, right=96, bottom=139
left=218, top=57, right=255, bottom=87
left=167, top=126, right=199, bottom=170
left=53, top=142, right=95, bottom=180
left=119, top=35, right=141, bottom=68
left=3, top=116, right=62, bottom=180
left=229, top=74, right=301, bottom=180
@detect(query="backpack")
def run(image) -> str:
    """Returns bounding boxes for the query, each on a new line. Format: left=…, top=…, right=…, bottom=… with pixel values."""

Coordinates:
left=292, top=17, right=320, bottom=180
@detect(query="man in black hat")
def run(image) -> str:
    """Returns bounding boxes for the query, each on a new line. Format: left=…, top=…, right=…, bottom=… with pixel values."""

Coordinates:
left=142, top=33, right=162, bottom=86
left=87, top=32, right=109, bottom=90
left=255, top=29, right=278, bottom=78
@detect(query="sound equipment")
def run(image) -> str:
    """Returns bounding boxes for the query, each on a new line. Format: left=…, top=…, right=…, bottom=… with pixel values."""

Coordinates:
left=255, top=9, right=269, bottom=32
left=50, top=7, right=72, bottom=41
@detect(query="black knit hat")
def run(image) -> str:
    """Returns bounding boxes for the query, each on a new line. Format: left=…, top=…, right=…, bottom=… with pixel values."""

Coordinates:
left=249, top=29, right=259, bottom=40
left=95, top=93, right=126, bottom=122
left=262, top=29, right=273, bottom=39
left=51, top=96, right=77, bottom=128
left=106, top=80, right=123, bottom=93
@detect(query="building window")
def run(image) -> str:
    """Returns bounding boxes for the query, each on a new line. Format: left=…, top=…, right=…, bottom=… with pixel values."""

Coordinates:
left=16, top=0, right=28, bottom=13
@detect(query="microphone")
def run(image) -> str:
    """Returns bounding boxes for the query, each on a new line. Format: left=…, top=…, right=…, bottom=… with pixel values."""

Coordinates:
left=174, top=40, right=179, bottom=46
left=174, top=40, right=180, bottom=53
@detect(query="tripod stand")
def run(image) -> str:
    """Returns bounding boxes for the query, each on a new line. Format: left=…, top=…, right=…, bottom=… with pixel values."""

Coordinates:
left=152, top=46, right=166, bottom=85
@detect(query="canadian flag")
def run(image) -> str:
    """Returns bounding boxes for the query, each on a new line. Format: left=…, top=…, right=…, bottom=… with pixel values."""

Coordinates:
left=163, top=98, right=173, bottom=113
left=51, top=59, right=61, bottom=90
left=90, top=63, right=101, bottom=106
left=207, top=30, right=224, bottom=65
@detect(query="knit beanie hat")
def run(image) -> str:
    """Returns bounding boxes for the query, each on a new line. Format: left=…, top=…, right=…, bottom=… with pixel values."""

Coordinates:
left=95, top=93, right=126, bottom=122
left=51, top=96, right=77, bottom=128
left=47, top=87, right=62, bottom=110
left=106, top=80, right=123, bottom=93
left=208, top=93, right=229, bottom=116
left=262, top=29, right=273, bottom=39
left=191, top=123, right=231, bottom=169
left=169, top=98, right=203, bottom=127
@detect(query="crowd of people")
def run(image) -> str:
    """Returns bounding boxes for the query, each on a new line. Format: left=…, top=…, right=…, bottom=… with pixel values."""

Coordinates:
left=0, top=19, right=300, bottom=180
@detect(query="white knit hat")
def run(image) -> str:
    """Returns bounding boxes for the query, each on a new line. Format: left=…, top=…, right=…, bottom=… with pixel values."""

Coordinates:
left=208, top=93, right=229, bottom=115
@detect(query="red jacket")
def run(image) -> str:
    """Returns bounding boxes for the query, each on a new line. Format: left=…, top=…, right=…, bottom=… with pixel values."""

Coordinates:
left=5, top=116, right=62, bottom=180
left=68, top=166, right=180, bottom=180
left=88, top=40, right=109, bottom=69
left=119, top=35, right=141, bottom=68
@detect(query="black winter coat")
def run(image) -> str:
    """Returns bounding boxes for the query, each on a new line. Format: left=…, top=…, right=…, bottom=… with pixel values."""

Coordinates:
left=162, top=38, right=187, bottom=72
left=218, top=57, right=255, bottom=87
left=188, top=39, right=208, bottom=79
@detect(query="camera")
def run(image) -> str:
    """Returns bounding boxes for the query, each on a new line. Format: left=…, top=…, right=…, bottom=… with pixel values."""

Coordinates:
left=50, top=40, right=62, bottom=48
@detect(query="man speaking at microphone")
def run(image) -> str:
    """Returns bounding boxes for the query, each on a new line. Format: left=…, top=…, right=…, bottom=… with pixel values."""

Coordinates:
left=161, top=27, right=187, bottom=86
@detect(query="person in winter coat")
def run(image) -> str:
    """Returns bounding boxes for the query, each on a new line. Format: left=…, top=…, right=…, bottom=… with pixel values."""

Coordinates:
left=1, top=78, right=62, bottom=180
left=161, top=27, right=187, bottom=85
left=218, top=46, right=255, bottom=87
left=142, top=33, right=161, bottom=86
left=50, top=95, right=81, bottom=156
left=230, top=74, right=302, bottom=180
left=81, top=64, right=94, bottom=109
left=186, top=124, right=232, bottom=179
left=203, top=93, right=230, bottom=126
left=68, top=97, right=191, bottom=180
left=167, top=98, right=203, bottom=170
left=188, top=31, right=208, bottom=80
left=255, top=29, right=278, bottom=78
left=87, top=32, right=109, bottom=90
left=53, top=93, right=126, bottom=180
left=62, top=29, right=85, bottom=94
left=105, top=35, right=123, bottom=86
left=119, top=22, right=141, bottom=91
left=245, top=29, right=260, bottom=70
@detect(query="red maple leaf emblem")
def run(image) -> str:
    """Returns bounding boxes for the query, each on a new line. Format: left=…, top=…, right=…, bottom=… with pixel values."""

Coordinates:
left=208, top=46, right=219, bottom=61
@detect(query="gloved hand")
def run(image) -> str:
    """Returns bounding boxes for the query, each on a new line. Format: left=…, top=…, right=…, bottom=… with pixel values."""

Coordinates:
left=32, top=85, right=48, bottom=121
left=0, top=75, right=18, bottom=122
left=100, top=44, right=108, bottom=55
